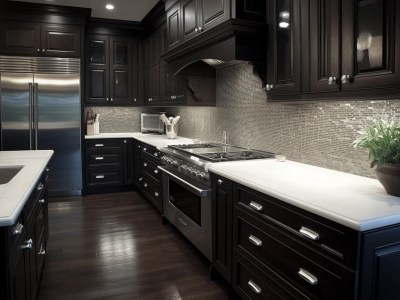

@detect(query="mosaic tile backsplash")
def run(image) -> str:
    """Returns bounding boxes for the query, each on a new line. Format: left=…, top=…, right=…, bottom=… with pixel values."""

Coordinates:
left=87, top=63, right=400, bottom=179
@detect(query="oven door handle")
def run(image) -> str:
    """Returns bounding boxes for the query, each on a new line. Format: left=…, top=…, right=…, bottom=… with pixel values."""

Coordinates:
left=158, top=166, right=210, bottom=198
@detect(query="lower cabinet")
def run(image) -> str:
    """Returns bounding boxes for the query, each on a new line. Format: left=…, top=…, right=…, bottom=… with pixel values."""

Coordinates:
left=1, top=167, right=49, bottom=300
left=85, top=138, right=134, bottom=191
left=137, top=142, right=163, bottom=212
left=211, top=173, right=400, bottom=299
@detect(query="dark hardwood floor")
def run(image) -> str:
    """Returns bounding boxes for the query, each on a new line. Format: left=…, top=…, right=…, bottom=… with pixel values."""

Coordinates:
left=38, top=192, right=235, bottom=300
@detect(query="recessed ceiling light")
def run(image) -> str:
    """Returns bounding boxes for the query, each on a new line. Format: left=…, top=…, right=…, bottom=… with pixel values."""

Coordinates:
left=105, top=4, right=114, bottom=10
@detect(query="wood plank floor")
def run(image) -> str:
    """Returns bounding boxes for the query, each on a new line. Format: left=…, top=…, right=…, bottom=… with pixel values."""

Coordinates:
left=38, top=192, right=236, bottom=300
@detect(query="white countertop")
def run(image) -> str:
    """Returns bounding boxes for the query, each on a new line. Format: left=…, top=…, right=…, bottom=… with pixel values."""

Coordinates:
left=0, top=150, right=54, bottom=226
left=208, top=159, right=400, bottom=231
left=85, top=132, right=194, bottom=148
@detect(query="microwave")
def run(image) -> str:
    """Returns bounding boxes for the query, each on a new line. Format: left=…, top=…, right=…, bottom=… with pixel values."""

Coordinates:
left=141, top=113, right=164, bottom=133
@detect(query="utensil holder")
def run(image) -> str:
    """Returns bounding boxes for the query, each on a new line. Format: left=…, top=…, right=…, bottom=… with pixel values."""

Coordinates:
left=87, top=121, right=100, bottom=135
left=166, top=124, right=178, bottom=139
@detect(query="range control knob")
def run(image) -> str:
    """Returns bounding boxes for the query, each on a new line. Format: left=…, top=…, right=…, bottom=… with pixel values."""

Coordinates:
left=178, top=165, right=187, bottom=173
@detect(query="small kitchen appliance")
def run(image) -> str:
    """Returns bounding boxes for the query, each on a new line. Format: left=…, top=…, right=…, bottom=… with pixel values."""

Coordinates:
left=140, top=113, right=164, bottom=133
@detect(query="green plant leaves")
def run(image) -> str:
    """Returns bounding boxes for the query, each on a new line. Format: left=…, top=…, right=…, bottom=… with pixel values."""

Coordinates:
left=353, top=119, right=400, bottom=168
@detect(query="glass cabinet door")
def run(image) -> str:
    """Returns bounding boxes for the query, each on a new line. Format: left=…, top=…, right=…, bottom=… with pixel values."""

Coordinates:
left=266, top=0, right=302, bottom=98
left=341, top=0, right=400, bottom=90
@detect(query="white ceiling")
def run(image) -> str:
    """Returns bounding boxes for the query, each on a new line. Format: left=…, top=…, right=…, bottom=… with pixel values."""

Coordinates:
left=10, top=0, right=160, bottom=22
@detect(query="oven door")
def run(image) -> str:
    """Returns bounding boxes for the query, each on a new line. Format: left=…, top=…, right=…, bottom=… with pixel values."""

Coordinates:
left=159, top=166, right=212, bottom=260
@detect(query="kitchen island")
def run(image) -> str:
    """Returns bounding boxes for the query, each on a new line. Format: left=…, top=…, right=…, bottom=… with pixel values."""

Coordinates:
left=0, top=150, right=53, bottom=300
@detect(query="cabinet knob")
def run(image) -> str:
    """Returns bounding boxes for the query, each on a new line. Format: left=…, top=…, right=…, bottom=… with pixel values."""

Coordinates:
left=38, top=244, right=46, bottom=255
left=341, top=74, right=351, bottom=84
left=110, top=98, right=114, bottom=102
left=144, top=182, right=148, bottom=188
left=143, top=147, right=147, bottom=151
left=38, top=199, right=45, bottom=204
left=106, top=98, right=109, bottom=102
left=37, top=182, right=44, bottom=191
left=134, top=98, right=137, bottom=102
left=12, top=223, right=24, bottom=236
left=217, top=179, right=223, bottom=185
left=124, top=140, right=127, bottom=143
left=154, top=192, right=159, bottom=197
left=143, top=162, right=147, bottom=167
left=154, top=152, right=158, bottom=157
left=37, top=49, right=40, bottom=53
left=328, top=76, right=337, bottom=85
left=154, top=169, right=159, bottom=174
left=265, top=84, right=274, bottom=91
left=139, top=177, right=143, bottom=181
left=138, top=145, right=141, bottom=149
left=42, top=49, right=46, bottom=53
left=195, top=28, right=199, bottom=33
left=22, top=239, right=33, bottom=250
left=198, top=27, right=203, bottom=32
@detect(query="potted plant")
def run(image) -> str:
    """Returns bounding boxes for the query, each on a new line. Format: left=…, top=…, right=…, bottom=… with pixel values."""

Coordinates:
left=353, top=119, right=400, bottom=196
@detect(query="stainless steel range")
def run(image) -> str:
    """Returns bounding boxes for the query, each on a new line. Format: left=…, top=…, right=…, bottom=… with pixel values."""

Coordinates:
left=158, top=143, right=274, bottom=260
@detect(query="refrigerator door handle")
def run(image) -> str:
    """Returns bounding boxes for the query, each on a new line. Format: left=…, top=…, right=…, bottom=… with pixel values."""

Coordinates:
left=34, top=83, right=39, bottom=150
left=28, top=83, right=33, bottom=150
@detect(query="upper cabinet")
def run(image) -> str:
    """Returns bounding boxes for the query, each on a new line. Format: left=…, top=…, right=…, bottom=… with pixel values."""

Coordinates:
left=165, top=0, right=265, bottom=50
left=86, top=34, right=140, bottom=106
left=266, top=0, right=400, bottom=101
left=0, top=21, right=81, bottom=57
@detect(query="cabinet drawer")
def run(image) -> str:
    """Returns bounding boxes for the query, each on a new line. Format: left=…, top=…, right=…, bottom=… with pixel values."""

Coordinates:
left=87, top=170, right=123, bottom=186
left=235, top=185, right=359, bottom=268
left=141, top=144, right=161, bottom=163
left=234, top=207, right=356, bottom=300
left=88, top=153, right=120, bottom=166
left=142, top=154, right=161, bottom=183
left=233, top=251, right=309, bottom=300
left=86, top=139, right=122, bottom=154
left=141, top=176, right=162, bottom=212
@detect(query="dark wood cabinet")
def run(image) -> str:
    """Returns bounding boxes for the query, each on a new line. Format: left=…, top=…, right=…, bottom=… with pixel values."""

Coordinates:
left=86, top=35, right=136, bottom=105
left=182, top=0, right=201, bottom=42
left=1, top=168, right=49, bottom=300
left=267, top=0, right=400, bottom=101
left=132, top=40, right=144, bottom=105
left=211, top=175, right=233, bottom=284
left=0, top=21, right=80, bottom=57
left=266, top=0, right=302, bottom=97
left=85, top=139, right=134, bottom=190
left=166, top=0, right=181, bottom=49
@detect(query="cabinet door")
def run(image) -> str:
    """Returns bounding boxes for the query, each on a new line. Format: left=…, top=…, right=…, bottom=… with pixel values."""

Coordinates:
left=86, top=35, right=110, bottom=104
left=167, top=0, right=182, bottom=48
left=110, top=37, right=132, bottom=105
left=0, top=21, right=41, bottom=55
left=41, top=24, right=80, bottom=57
left=306, top=0, right=341, bottom=93
left=123, top=139, right=134, bottom=185
left=182, top=0, right=201, bottom=41
left=8, top=245, right=28, bottom=300
left=200, top=0, right=230, bottom=31
left=341, top=0, right=400, bottom=90
left=132, top=40, right=144, bottom=105
left=212, top=175, right=233, bottom=283
left=266, top=0, right=302, bottom=98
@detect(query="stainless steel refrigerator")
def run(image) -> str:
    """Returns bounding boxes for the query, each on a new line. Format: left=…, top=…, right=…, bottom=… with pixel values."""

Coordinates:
left=0, top=56, right=82, bottom=196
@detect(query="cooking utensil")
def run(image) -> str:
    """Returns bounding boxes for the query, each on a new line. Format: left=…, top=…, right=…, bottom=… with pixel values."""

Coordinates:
left=160, top=114, right=171, bottom=125
left=172, top=116, right=180, bottom=125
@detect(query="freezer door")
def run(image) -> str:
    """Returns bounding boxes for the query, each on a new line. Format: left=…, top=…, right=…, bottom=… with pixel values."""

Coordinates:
left=34, top=73, right=82, bottom=194
left=0, top=73, right=34, bottom=150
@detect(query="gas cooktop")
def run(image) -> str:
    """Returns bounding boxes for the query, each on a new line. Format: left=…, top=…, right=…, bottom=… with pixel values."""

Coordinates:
left=168, top=143, right=275, bottom=162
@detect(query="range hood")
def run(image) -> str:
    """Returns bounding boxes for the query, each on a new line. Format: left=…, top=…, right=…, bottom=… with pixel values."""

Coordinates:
left=161, top=18, right=267, bottom=85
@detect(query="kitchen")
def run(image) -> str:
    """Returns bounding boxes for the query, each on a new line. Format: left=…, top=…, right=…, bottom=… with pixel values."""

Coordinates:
left=0, top=1, right=399, bottom=299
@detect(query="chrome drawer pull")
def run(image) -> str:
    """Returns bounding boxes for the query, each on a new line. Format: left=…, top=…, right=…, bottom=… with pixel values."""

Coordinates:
left=248, top=235, right=263, bottom=247
left=36, top=182, right=44, bottom=191
left=217, top=179, right=223, bottom=185
left=38, top=244, right=46, bottom=255
left=249, top=201, right=263, bottom=212
left=298, top=268, right=318, bottom=285
left=143, top=163, right=147, bottom=167
left=154, top=192, right=159, bottom=197
left=95, top=156, right=104, bottom=160
left=38, top=199, right=45, bottom=204
left=154, top=169, right=159, bottom=174
left=12, top=223, right=24, bottom=236
left=248, top=280, right=262, bottom=294
left=178, top=218, right=187, bottom=226
left=299, top=226, right=320, bottom=241
left=22, top=239, right=33, bottom=250
left=96, top=175, right=105, bottom=179
left=95, top=144, right=104, bottom=147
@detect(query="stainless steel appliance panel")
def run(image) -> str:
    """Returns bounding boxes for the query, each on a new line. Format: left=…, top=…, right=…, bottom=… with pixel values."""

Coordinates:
left=34, top=73, right=82, bottom=194
left=0, top=73, right=33, bottom=150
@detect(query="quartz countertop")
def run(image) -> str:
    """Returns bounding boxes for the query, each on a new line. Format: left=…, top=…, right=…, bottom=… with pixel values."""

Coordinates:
left=0, top=150, right=54, bottom=226
left=208, top=159, right=400, bottom=231
left=85, top=132, right=194, bottom=148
